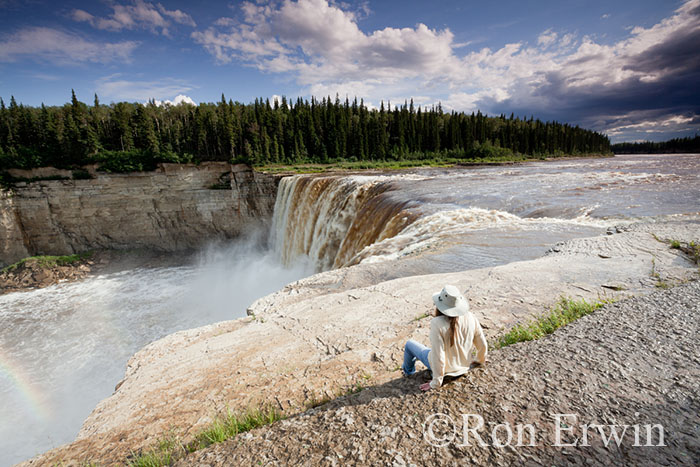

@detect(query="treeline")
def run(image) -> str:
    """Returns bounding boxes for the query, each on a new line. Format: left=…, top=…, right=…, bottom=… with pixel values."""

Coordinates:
left=612, top=135, right=699, bottom=154
left=0, top=91, right=611, bottom=172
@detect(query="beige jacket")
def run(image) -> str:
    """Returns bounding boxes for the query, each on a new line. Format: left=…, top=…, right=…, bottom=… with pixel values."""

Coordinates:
left=429, top=312, right=487, bottom=389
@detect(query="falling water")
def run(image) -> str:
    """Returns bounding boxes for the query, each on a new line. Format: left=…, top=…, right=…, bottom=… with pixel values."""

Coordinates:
left=271, top=175, right=419, bottom=270
left=1, top=154, right=699, bottom=466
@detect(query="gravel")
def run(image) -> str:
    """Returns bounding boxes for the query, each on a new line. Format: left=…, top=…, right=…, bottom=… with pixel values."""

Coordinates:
left=178, top=280, right=700, bottom=466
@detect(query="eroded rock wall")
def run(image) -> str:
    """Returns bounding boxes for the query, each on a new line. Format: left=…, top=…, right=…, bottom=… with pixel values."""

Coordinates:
left=0, top=163, right=278, bottom=266
left=0, top=191, right=31, bottom=263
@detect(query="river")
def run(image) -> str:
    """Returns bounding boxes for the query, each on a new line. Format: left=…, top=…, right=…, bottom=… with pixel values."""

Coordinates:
left=1, top=154, right=698, bottom=465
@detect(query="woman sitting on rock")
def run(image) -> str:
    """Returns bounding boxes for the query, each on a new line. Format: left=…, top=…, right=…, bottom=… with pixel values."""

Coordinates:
left=402, top=285, right=488, bottom=391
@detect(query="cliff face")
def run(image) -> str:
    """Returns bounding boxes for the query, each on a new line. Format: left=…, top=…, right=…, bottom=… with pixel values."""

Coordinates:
left=0, top=191, right=31, bottom=263
left=0, top=163, right=278, bottom=266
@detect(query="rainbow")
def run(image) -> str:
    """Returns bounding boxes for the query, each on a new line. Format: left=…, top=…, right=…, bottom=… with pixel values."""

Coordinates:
left=0, top=347, right=51, bottom=422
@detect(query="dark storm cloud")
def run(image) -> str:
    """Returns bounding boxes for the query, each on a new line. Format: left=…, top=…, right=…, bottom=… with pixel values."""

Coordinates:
left=480, top=1, right=700, bottom=141
left=624, top=18, right=700, bottom=75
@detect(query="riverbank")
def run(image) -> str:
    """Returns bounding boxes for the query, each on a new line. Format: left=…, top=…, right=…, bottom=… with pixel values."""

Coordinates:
left=0, top=250, right=196, bottom=295
left=182, top=279, right=700, bottom=466
left=256, top=153, right=612, bottom=174
left=22, top=217, right=699, bottom=466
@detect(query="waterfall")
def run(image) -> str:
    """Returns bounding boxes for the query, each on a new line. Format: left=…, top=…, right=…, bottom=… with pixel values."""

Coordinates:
left=271, top=175, right=418, bottom=271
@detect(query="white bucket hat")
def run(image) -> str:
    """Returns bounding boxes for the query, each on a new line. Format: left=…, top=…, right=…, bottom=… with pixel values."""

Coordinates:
left=432, top=285, right=469, bottom=317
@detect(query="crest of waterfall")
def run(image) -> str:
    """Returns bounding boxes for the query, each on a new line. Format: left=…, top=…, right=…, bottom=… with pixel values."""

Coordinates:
left=271, top=175, right=418, bottom=271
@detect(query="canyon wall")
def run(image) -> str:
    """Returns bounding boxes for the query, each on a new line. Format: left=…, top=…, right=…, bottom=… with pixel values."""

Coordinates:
left=0, top=163, right=278, bottom=266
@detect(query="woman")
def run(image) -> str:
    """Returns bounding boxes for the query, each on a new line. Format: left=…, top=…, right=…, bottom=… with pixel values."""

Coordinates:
left=402, top=285, right=488, bottom=391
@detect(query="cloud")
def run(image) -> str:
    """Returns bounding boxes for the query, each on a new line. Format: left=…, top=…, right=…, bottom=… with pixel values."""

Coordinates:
left=192, top=0, right=458, bottom=83
left=30, top=73, right=62, bottom=81
left=607, top=113, right=696, bottom=136
left=72, top=0, right=195, bottom=36
left=157, top=4, right=196, bottom=27
left=152, top=94, right=196, bottom=106
left=537, top=29, right=557, bottom=47
left=0, top=27, right=138, bottom=64
left=96, top=75, right=194, bottom=102
left=192, top=0, right=700, bottom=141
left=481, top=0, right=700, bottom=141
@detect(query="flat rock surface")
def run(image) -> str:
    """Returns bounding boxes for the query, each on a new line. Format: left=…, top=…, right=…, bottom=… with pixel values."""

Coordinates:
left=22, top=219, right=700, bottom=466
left=181, top=280, right=700, bottom=466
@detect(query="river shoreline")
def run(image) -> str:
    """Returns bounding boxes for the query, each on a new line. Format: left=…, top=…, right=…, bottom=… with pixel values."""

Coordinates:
left=20, top=216, right=700, bottom=466
left=0, top=249, right=197, bottom=295
left=256, top=152, right=614, bottom=175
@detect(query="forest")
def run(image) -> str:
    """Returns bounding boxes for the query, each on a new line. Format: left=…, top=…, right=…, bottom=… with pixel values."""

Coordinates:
left=0, top=91, right=611, bottom=172
left=612, top=135, right=699, bottom=154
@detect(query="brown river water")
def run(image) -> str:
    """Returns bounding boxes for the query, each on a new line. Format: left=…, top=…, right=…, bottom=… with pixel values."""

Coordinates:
left=274, top=154, right=699, bottom=273
left=0, top=154, right=698, bottom=465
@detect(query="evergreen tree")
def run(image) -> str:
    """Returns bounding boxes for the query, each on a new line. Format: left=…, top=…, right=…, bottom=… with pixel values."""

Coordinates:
left=0, top=92, right=612, bottom=171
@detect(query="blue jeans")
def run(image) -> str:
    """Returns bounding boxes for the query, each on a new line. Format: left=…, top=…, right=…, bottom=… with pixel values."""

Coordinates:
left=402, top=339, right=431, bottom=376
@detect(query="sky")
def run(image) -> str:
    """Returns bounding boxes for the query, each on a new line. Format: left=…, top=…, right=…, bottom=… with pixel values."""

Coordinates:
left=1, top=0, right=699, bottom=143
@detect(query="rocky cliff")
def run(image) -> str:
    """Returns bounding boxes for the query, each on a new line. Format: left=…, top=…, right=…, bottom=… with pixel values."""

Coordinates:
left=0, top=163, right=278, bottom=266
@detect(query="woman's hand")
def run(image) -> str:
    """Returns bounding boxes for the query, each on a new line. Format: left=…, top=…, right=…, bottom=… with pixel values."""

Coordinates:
left=420, top=382, right=432, bottom=391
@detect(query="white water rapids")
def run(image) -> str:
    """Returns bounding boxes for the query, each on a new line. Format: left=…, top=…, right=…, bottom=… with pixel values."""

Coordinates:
left=1, top=154, right=699, bottom=465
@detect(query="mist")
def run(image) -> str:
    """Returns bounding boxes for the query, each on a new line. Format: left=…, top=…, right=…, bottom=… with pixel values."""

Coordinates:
left=0, top=230, right=314, bottom=467
left=185, top=229, right=315, bottom=321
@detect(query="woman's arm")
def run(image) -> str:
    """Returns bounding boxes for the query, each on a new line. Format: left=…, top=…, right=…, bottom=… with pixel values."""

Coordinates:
left=473, top=316, right=488, bottom=365
left=427, top=318, right=446, bottom=390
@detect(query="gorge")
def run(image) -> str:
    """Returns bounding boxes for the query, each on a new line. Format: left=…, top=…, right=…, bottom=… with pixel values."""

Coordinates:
left=1, top=154, right=699, bottom=466
left=1, top=162, right=278, bottom=267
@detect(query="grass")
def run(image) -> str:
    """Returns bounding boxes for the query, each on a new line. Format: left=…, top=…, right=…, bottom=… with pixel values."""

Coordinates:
left=650, top=257, right=672, bottom=289
left=656, top=237, right=699, bottom=266
left=412, top=311, right=430, bottom=321
left=667, top=238, right=700, bottom=278
left=258, top=158, right=458, bottom=174
left=650, top=237, right=700, bottom=285
left=493, top=297, right=610, bottom=349
left=191, top=406, right=282, bottom=450
left=256, top=153, right=610, bottom=174
left=248, top=312, right=265, bottom=323
left=670, top=239, right=700, bottom=265
left=51, top=462, right=101, bottom=467
left=127, top=436, right=183, bottom=467
left=126, top=406, right=283, bottom=467
left=1, top=252, right=93, bottom=273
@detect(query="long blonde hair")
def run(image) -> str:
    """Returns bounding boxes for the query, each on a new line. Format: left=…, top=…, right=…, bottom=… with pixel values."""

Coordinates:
left=437, top=309, right=459, bottom=347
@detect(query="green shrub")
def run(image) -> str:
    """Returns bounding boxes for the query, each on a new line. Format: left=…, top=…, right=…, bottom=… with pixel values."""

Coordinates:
left=72, top=169, right=93, bottom=180
left=1, top=252, right=93, bottom=273
left=91, top=149, right=158, bottom=173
